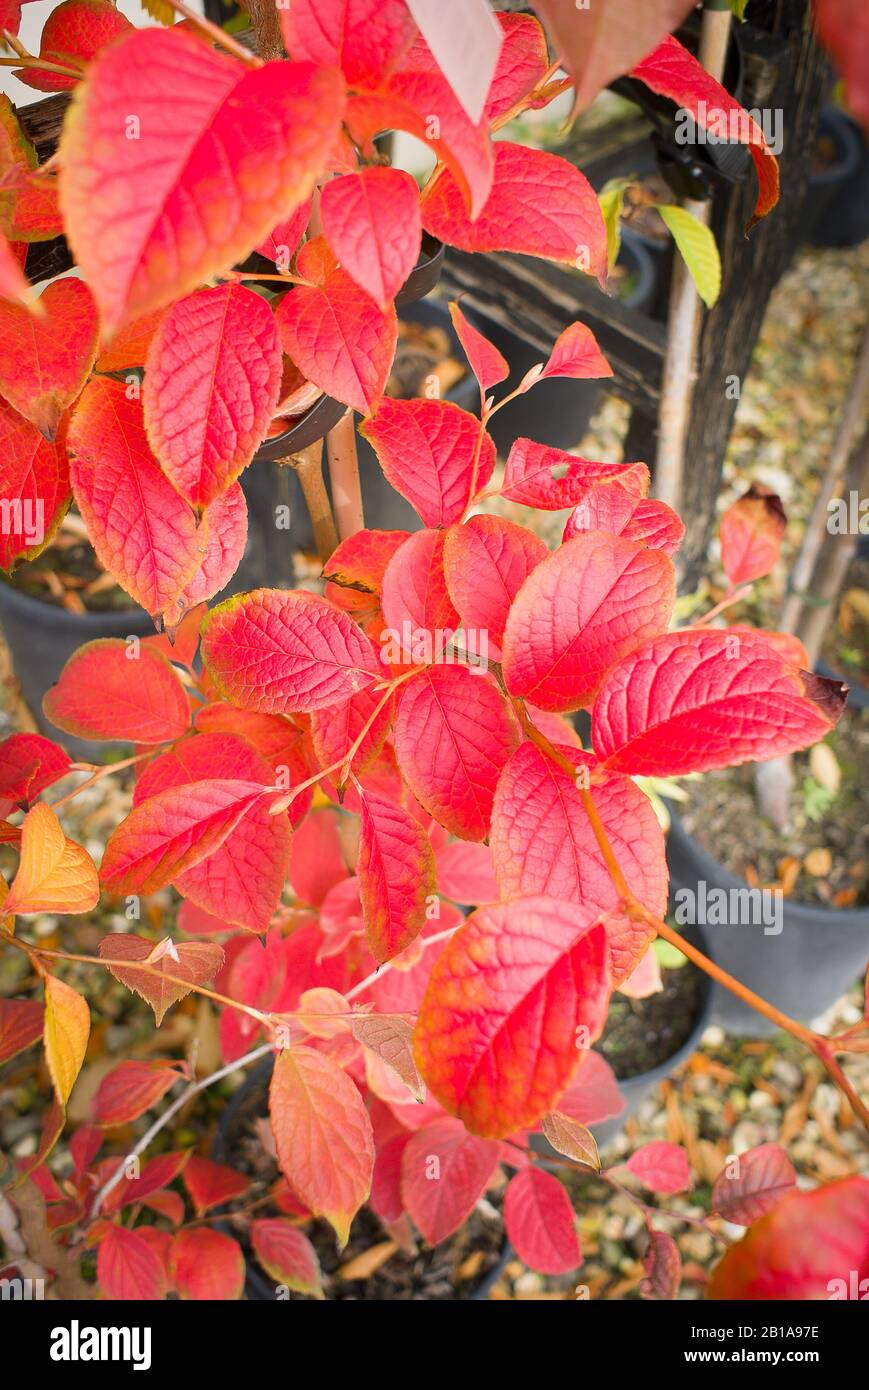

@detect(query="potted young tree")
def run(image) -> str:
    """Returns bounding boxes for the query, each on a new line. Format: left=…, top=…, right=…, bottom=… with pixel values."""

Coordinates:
left=1, top=0, right=866, bottom=1309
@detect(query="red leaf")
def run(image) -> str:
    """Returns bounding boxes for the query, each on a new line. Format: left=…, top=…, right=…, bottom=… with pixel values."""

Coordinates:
left=422, top=141, right=607, bottom=283
left=0, top=733, right=71, bottom=816
left=708, top=1177, right=869, bottom=1300
left=816, top=0, right=869, bottom=135
left=501, top=437, right=649, bottom=509
left=719, top=484, right=786, bottom=588
left=256, top=199, right=311, bottom=266
left=100, top=780, right=269, bottom=898
left=323, top=527, right=410, bottom=615
left=276, top=267, right=396, bottom=415
left=0, top=230, right=31, bottom=309
left=415, top=896, right=611, bottom=1137
left=592, top=629, right=846, bottom=776
left=711, top=1143, right=797, bottom=1226
left=370, top=1131, right=410, bottom=1224
left=394, top=666, right=519, bottom=841
left=43, top=638, right=190, bottom=745
left=504, top=1167, right=580, bottom=1274
left=401, top=1117, right=500, bottom=1244
left=201, top=588, right=381, bottom=714
left=447, top=301, right=508, bottom=398
left=443, top=514, right=547, bottom=657
left=362, top=400, right=495, bottom=527
left=0, top=278, right=98, bottom=437
left=15, top=0, right=133, bottom=94
left=68, top=377, right=206, bottom=619
left=538, top=320, right=612, bottom=382
left=380, top=529, right=459, bottom=663
left=358, top=789, right=436, bottom=963
left=94, top=307, right=165, bottom=373
left=59, top=29, right=345, bottom=333
left=101, top=1149, right=189, bottom=1214
left=631, top=36, right=780, bottom=228
left=133, top=732, right=291, bottom=932
left=171, top=1227, right=244, bottom=1301
left=98, top=935, right=224, bottom=1026
left=311, top=684, right=393, bottom=778
left=163, top=483, right=248, bottom=631
left=144, top=284, right=282, bottom=509
left=97, top=1224, right=167, bottom=1301
left=321, top=167, right=421, bottom=307
left=269, top=1044, right=374, bottom=1246
left=279, top=0, right=416, bottom=87
left=183, top=1155, right=251, bottom=1216
left=484, top=11, right=550, bottom=123
left=0, top=998, right=43, bottom=1063
left=640, top=1229, right=682, bottom=1300
left=0, top=398, right=70, bottom=571
left=532, top=0, right=695, bottom=114
left=92, top=1059, right=184, bottom=1127
left=626, top=1141, right=691, bottom=1194
left=502, top=532, right=675, bottom=711
left=251, top=1218, right=323, bottom=1297
left=491, top=742, right=667, bottom=983
left=0, top=0, right=20, bottom=40
left=288, top=808, right=348, bottom=907
left=563, top=483, right=684, bottom=557
left=435, top=840, right=498, bottom=906
left=346, top=74, right=493, bottom=221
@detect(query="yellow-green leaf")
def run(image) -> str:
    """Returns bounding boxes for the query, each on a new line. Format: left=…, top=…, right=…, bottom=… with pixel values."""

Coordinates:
left=657, top=205, right=722, bottom=308
left=598, top=178, right=629, bottom=272
left=44, top=974, right=90, bottom=1106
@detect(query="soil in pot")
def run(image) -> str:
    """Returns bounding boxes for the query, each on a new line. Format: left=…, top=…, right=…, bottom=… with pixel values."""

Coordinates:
left=595, top=948, right=705, bottom=1080
left=216, top=1063, right=505, bottom=1301
left=675, top=706, right=869, bottom=911
left=6, top=514, right=133, bottom=614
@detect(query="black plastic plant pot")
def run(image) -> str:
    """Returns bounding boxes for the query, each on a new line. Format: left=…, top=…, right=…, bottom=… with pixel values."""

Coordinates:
left=666, top=805, right=869, bottom=1038
left=798, top=107, right=865, bottom=250
left=212, top=1056, right=510, bottom=1301
left=0, top=579, right=154, bottom=761
left=462, top=228, right=656, bottom=457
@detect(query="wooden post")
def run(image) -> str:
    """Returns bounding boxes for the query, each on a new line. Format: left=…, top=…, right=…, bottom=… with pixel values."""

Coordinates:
left=281, top=442, right=339, bottom=564
left=325, top=411, right=366, bottom=541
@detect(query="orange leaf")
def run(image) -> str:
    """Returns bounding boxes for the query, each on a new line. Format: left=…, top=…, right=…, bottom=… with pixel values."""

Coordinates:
left=98, top=934, right=223, bottom=1026
left=5, top=802, right=99, bottom=915
left=269, top=1044, right=374, bottom=1246
left=43, top=974, right=90, bottom=1106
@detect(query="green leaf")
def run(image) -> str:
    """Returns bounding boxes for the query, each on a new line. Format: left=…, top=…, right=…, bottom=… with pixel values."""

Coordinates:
left=654, top=938, right=688, bottom=970
left=597, top=178, right=629, bottom=272
left=657, top=204, right=722, bottom=308
left=724, top=0, right=749, bottom=19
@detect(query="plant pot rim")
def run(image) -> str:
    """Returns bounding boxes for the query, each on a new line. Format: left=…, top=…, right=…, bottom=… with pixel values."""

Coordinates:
left=0, top=574, right=153, bottom=632
left=666, top=800, right=869, bottom=925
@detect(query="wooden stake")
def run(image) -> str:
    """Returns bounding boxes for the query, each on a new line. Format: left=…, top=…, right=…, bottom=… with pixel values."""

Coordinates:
left=780, top=322, right=869, bottom=635
left=281, top=441, right=339, bottom=564
left=326, top=411, right=365, bottom=541
left=653, top=3, right=732, bottom=509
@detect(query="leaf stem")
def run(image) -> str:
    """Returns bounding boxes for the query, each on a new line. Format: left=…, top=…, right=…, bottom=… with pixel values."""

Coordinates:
left=47, top=751, right=154, bottom=810
left=158, top=0, right=261, bottom=65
